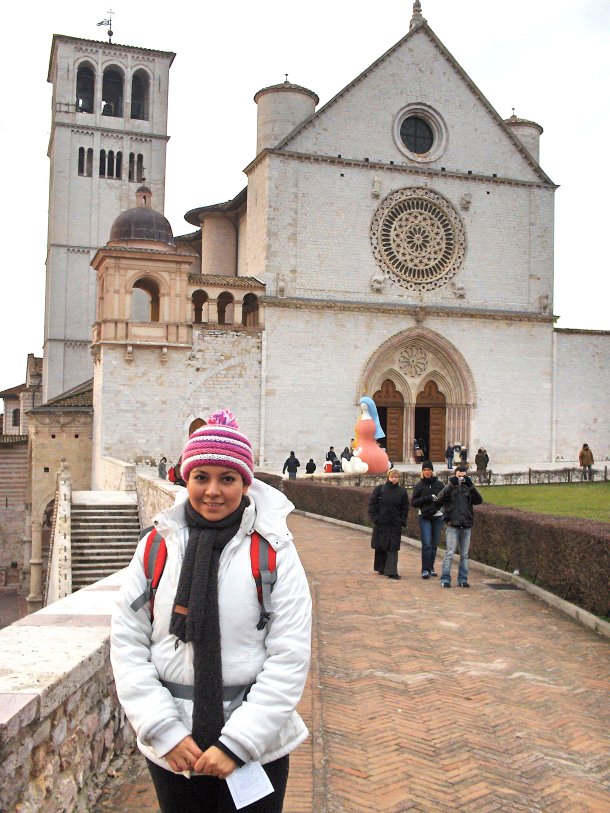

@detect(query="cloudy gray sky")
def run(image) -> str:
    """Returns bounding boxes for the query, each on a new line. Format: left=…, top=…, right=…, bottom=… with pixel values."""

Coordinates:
left=1, top=0, right=608, bottom=399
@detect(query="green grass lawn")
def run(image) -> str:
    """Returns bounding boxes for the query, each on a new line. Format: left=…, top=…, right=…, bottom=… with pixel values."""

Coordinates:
left=482, top=481, right=610, bottom=523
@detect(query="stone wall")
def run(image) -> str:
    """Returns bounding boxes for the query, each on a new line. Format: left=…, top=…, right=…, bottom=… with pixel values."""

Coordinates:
left=0, top=437, right=28, bottom=583
left=95, top=456, right=137, bottom=492
left=554, top=329, right=610, bottom=462
left=263, top=153, right=553, bottom=317
left=136, top=467, right=179, bottom=528
left=29, top=412, right=93, bottom=526
left=94, top=330, right=262, bottom=471
left=261, top=306, right=555, bottom=469
left=0, top=573, right=135, bottom=812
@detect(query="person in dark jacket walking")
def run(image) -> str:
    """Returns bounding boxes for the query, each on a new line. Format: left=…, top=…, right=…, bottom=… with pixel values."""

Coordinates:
left=445, top=444, right=454, bottom=470
left=368, top=469, right=409, bottom=580
left=474, top=448, right=489, bottom=484
left=282, top=451, right=300, bottom=479
left=305, top=459, right=316, bottom=474
left=434, top=464, right=482, bottom=588
left=411, top=461, right=444, bottom=579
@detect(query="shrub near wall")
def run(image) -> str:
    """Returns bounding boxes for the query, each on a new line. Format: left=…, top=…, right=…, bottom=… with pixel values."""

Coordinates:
left=257, top=476, right=421, bottom=545
left=256, top=475, right=610, bottom=619
left=470, top=504, right=610, bottom=618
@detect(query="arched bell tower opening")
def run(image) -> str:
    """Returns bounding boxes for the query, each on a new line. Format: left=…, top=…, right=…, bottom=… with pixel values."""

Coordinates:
left=359, top=327, right=476, bottom=463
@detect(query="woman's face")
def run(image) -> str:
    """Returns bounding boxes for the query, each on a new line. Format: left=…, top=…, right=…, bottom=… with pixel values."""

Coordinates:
left=187, top=466, right=249, bottom=521
left=387, top=471, right=400, bottom=484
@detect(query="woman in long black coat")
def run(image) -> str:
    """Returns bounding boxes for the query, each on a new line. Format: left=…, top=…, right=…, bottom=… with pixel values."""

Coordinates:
left=368, top=469, right=409, bottom=580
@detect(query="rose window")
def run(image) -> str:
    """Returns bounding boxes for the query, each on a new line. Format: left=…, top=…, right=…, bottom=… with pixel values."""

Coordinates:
left=398, top=345, right=428, bottom=377
left=371, top=188, right=466, bottom=291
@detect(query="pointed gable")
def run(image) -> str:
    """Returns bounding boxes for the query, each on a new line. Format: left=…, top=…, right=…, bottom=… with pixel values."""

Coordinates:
left=277, top=23, right=553, bottom=185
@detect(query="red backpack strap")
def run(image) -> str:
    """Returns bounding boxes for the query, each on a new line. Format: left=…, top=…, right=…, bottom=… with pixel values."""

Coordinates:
left=250, top=531, right=277, bottom=630
left=130, top=528, right=167, bottom=619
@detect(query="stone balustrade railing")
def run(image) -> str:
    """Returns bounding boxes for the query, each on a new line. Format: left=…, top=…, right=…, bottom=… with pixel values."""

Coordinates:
left=45, top=461, right=73, bottom=605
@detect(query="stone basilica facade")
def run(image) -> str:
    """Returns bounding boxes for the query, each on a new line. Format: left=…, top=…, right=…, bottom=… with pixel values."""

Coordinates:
left=39, top=4, right=610, bottom=486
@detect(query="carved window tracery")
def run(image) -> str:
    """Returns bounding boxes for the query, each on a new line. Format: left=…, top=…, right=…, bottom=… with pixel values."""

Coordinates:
left=371, top=188, right=466, bottom=291
left=398, top=345, right=428, bottom=377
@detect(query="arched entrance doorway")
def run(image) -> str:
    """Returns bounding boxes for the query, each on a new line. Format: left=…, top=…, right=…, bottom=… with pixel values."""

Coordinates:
left=373, top=380, right=404, bottom=462
left=358, top=326, right=476, bottom=464
left=415, top=381, right=446, bottom=462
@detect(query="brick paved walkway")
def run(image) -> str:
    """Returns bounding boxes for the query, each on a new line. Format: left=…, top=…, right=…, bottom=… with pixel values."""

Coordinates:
left=96, top=514, right=610, bottom=812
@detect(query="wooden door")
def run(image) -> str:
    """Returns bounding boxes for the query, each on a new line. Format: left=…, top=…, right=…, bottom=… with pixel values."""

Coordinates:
left=373, top=380, right=404, bottom=462
left=416, top=381, right=446, bottom=462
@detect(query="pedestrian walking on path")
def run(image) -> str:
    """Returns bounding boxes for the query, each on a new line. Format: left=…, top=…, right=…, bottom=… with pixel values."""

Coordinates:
left=411, top=461, right=444, bottom=579
left=435, top=464, right=482, bottom=588
left=282, top=451, right=300, bottom=479
left=368, top=469, right=409, bottom=580
left=111, top=410, right=312, bottom=813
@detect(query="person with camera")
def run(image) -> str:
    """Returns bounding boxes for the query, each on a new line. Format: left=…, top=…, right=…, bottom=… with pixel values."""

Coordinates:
left=411, top=461, right=444, bottom=579
left=434, top=464, right=483, bottom=588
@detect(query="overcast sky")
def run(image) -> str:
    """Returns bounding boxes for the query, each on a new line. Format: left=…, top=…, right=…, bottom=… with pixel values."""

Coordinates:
left=1, top=0, right=608, bottom=400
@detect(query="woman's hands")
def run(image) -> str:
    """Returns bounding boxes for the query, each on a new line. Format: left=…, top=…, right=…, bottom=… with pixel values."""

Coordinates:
left=164, top=738, right=237, bottom=778
left=193, top=745, right=238, bottom=779
left=164, top=736, right=203, bottom=773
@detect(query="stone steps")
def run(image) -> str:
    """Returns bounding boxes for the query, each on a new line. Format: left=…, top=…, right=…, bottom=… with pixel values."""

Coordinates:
left=70, top=499, right=141, bottom=591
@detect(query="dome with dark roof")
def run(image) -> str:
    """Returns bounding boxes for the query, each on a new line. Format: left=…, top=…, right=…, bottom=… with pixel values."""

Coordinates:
left=109, top=186, right=175, bottom=247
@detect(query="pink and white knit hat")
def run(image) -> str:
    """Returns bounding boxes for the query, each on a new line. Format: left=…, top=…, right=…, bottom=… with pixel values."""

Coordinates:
left=181, top=409, right=254, bottom=485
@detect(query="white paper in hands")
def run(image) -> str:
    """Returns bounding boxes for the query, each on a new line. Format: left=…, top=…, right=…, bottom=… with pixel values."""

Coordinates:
left=226, top=761, right=274, bottom=809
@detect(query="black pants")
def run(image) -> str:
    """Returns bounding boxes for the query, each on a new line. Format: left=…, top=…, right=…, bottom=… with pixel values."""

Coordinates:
left=146, top=756, right=289, bottom=813
left=373, top=548, right=398, bottom=576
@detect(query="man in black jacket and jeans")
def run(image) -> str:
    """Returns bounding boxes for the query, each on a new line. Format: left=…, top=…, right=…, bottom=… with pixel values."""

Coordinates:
left=411, top=461, right=444, bottom=579
left=434, top=464, right=483, bottom=588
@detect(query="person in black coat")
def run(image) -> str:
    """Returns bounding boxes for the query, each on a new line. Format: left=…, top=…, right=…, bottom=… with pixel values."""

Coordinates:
left=282, top=451, right=300, bottom=479
left=368, top=469, right=409, bottom=580
left=411, top=461, right=444, bottom=579
left=435, top=465, right=483, bottom=588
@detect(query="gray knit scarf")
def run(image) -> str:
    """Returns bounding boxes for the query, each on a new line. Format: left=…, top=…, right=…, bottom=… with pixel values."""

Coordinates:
left=169, top=497, right=248, bottom=751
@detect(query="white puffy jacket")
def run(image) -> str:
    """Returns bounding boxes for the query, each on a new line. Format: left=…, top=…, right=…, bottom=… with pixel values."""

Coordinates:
left=110, top=479, right=312, bottom=771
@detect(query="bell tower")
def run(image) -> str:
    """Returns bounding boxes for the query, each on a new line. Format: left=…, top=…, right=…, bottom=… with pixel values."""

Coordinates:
left=43, top=34, right=175, bottom=400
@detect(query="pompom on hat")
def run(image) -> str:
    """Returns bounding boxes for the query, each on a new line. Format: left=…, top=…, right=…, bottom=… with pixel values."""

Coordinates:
left=181, top=409, right=254, bottom=485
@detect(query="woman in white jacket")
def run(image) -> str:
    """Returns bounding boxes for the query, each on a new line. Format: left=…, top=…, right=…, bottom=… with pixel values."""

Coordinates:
left=111, top=410, right=312, bottom=812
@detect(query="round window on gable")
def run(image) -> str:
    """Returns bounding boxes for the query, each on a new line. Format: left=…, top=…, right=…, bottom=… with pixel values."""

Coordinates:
left=400, top=116, right=433, bottom=154
left=394, top=104, right=447, bottom=163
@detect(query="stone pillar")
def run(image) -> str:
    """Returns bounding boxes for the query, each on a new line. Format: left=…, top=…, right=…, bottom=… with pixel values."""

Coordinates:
left=208, top=299, right=219, bottom=324
left=27, top=520, right=43, bottom=613
left=21, top=504, right=32, bottom=592
left=404, top=404, right=415, bottom=463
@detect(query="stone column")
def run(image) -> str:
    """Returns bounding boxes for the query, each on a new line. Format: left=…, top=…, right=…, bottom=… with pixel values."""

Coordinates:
left=27, top=520, right=43, bottom=613
left=404, top=404, right=415, bottom=462
left=21, top=505, right=32, bottom=592
left=207, top=299, right=219, bottom=324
